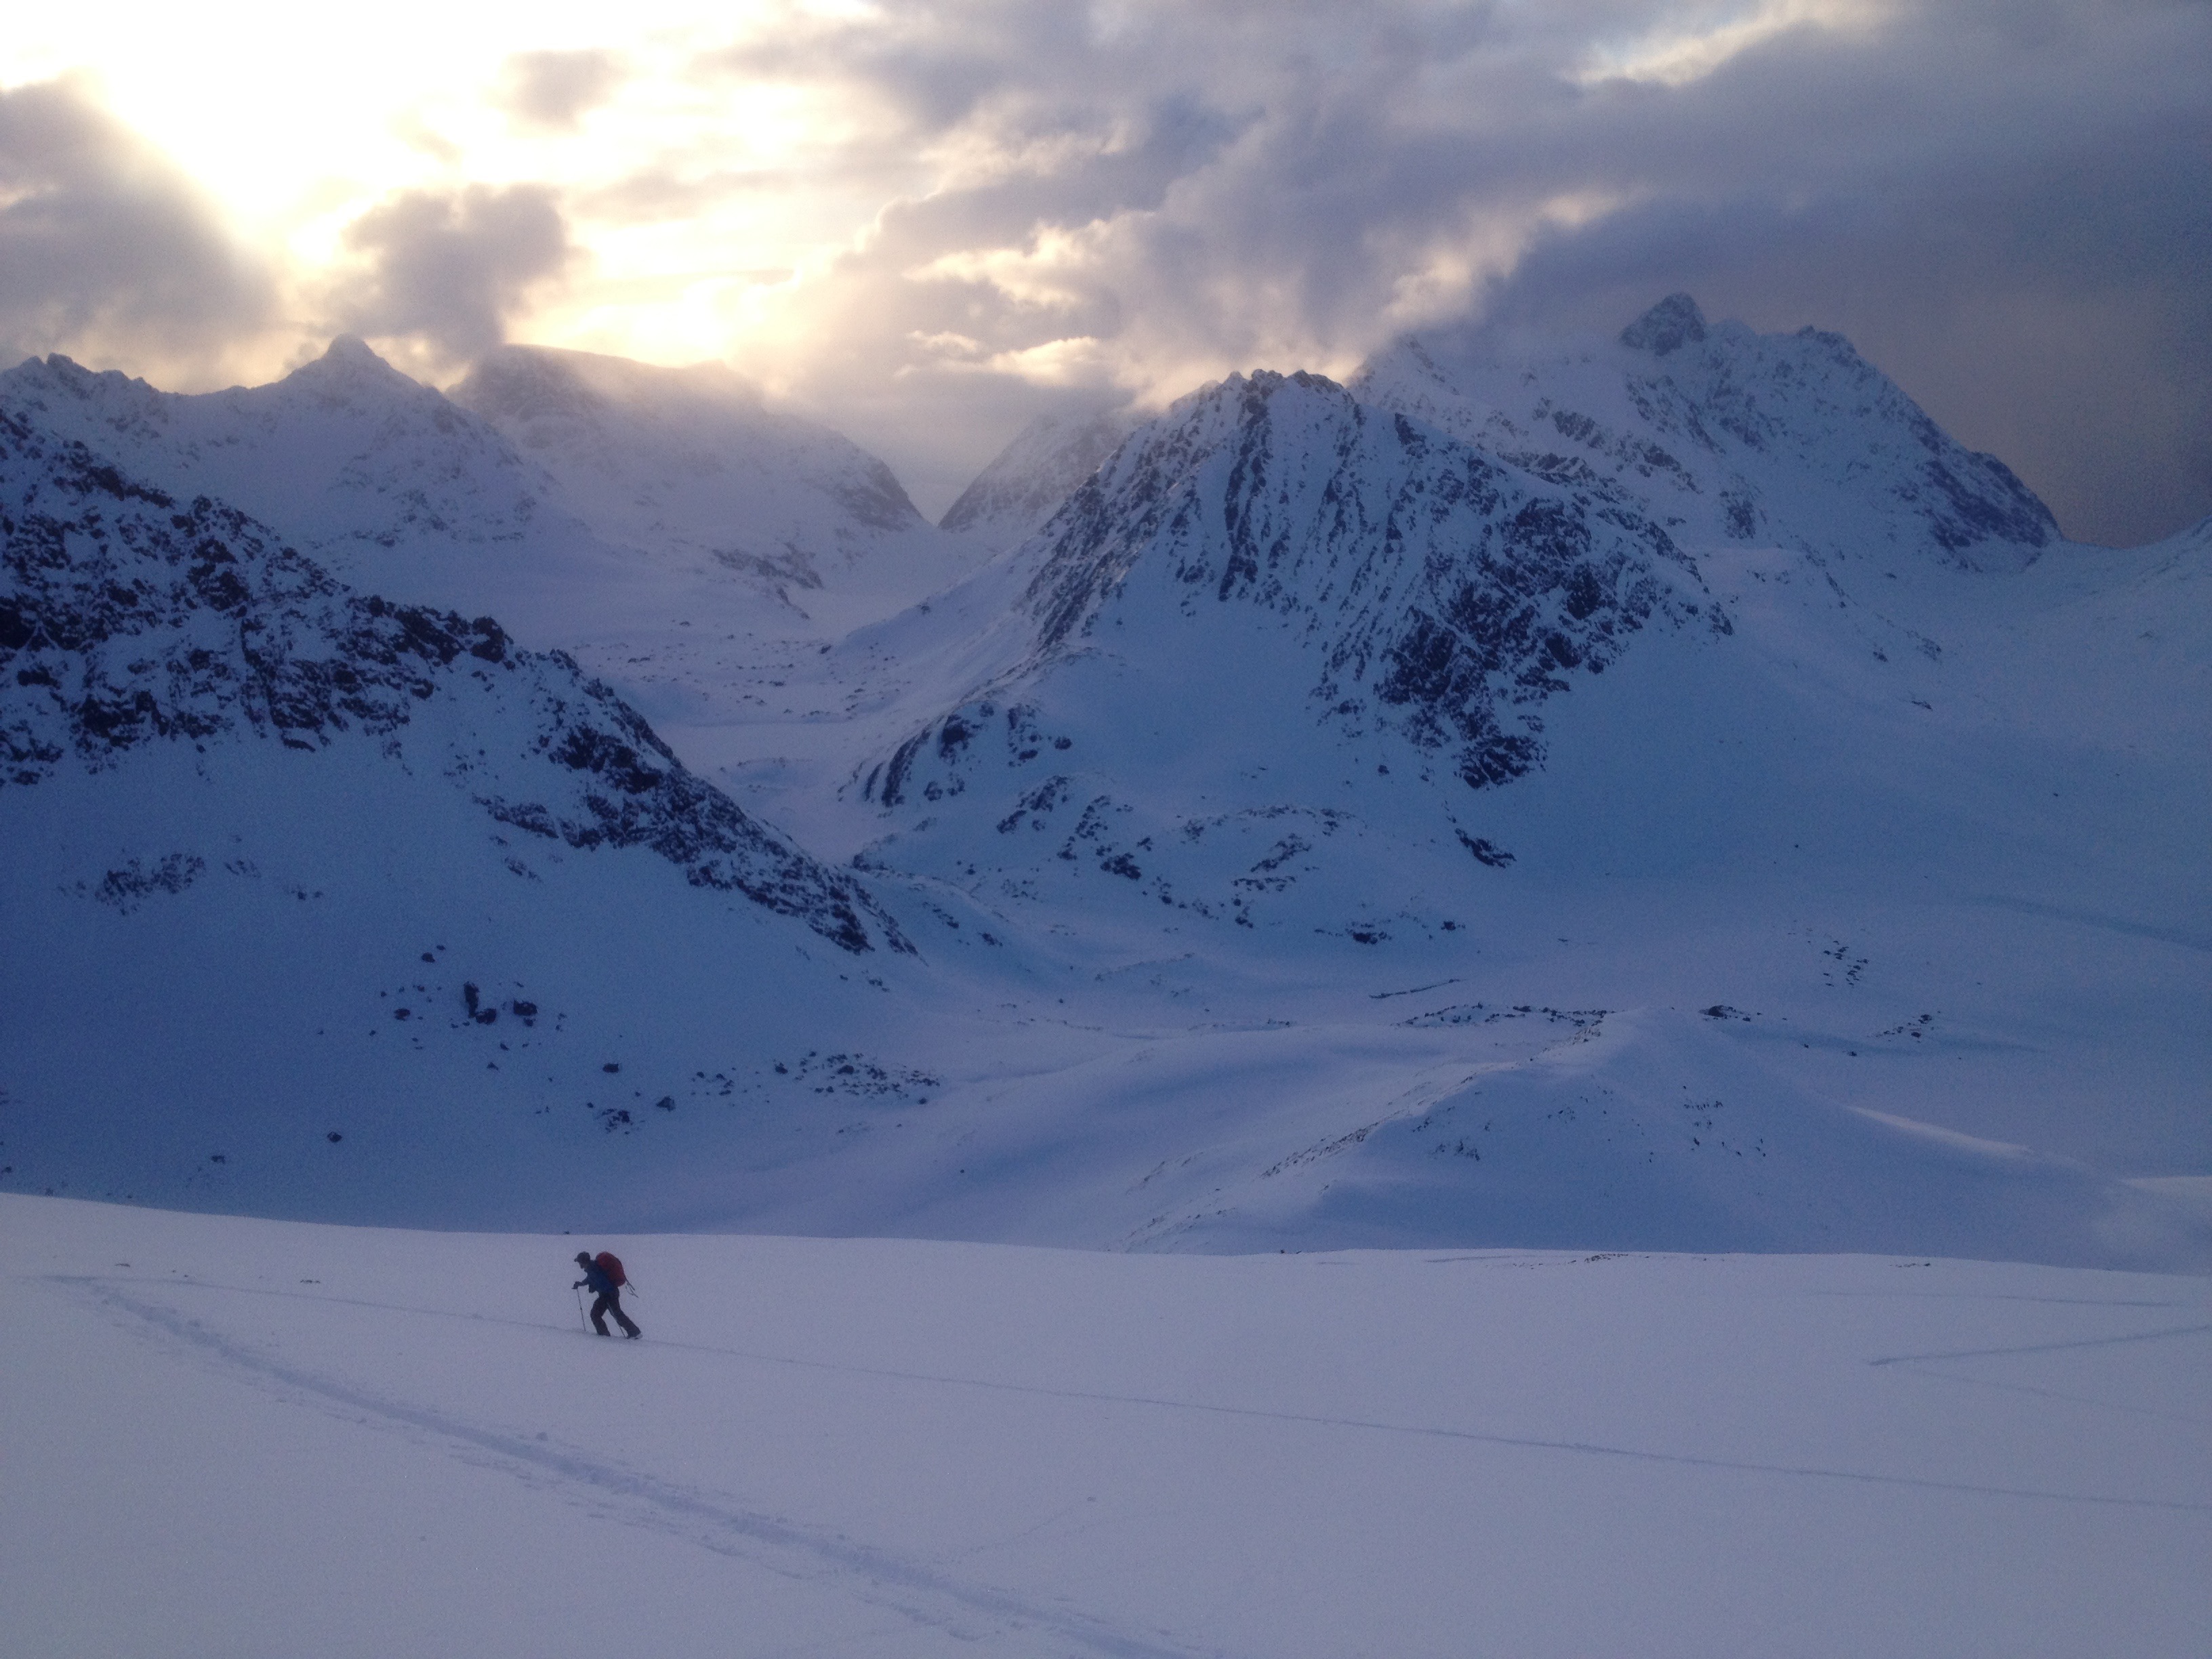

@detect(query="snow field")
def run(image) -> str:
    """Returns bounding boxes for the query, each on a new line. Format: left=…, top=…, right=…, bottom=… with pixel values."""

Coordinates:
left=7, top=1195, right=2208, bottom=1658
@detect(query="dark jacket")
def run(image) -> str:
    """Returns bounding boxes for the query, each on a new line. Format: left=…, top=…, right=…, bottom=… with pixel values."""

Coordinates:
left=577, top=1260, right=618, bottom=1297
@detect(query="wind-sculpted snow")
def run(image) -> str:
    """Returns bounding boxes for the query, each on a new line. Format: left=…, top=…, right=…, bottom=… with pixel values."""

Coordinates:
left=0, top=406, right=897, bottom=953
left=1353, top=295, right=2057, bottom=571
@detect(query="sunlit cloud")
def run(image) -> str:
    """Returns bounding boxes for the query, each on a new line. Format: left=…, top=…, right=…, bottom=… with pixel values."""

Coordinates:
left=1574, top=0, right=1898, bottom=88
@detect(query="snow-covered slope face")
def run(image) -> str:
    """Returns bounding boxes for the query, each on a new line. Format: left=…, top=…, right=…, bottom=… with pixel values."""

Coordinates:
left=451, top=346, right=986, bottom=623
left=937, top=407, right=1139, bottom=554
left=0, top=405, right=947, bottom=1223
left=0, top=404, right=890, bottom=950
left=856, top=369, right=1715, bottom=924
left=1353, top=294, right=2057, bottom=572
left=15, top=1200, right=2210, bottom=1659
left=0, top=341, right=633, bottom=638
left=774, top=331, right=2208, bottom=1258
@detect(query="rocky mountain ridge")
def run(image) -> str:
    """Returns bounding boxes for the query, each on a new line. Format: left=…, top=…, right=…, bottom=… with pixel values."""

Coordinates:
left=0, top=402, right=899, bottom=953
left=1352, top=294, right=2057, bottom=571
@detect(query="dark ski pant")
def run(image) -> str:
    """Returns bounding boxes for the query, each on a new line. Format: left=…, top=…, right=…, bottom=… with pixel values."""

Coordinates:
left=591, top=1290, right=640, bottom=1338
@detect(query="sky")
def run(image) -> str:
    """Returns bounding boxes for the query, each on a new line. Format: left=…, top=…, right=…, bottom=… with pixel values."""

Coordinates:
left=0, top=0, right=2205, bottom=543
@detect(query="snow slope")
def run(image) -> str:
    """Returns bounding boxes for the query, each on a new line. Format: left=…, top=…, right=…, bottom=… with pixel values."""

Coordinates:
left=451, top=345, right=986, bottom=626
left=0, top=340, right=994, bottom=747
left=0, top=339, right=632, bottom=641
left=1351, top=293, right=2058, bottom=571
left=0, top=401, right=940, bottom=1227
left=7, top=1197, right=2208, bottom=1659
left=937, top=407, right=1139, bottom=554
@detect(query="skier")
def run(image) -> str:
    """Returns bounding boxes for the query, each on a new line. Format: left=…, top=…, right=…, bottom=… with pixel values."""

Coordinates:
left=573, top=1250, right=641, bottom=1338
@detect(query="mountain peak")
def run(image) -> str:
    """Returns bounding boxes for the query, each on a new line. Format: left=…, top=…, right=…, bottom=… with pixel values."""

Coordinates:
left=1620, top=293, right=1708, bottom=357
left=312, top=335, right=406, bottom=378
left=322, top=334, right=382, bottom=365
left=283, top=335, right=424, bottom=399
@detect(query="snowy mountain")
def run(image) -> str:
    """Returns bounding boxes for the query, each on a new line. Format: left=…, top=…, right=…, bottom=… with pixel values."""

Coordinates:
left=937, top=407, right=1139, bottom=554
left=755, top=313, right=2206, bottom=1262
left=0, top=400, right=947, bottom=1224
left=0, top=301, right=2203, bottom=1269
left=1351, top=293, right=2057, bottom=571
left=451, top=345, right=987, bottom=623
left=869, top=369, right=1710, bottom=820
left=0, top=401, right=890, bottom=945
left=0, top=340, right=630, bottom=639
left=0, top=339, right=996, bottom=752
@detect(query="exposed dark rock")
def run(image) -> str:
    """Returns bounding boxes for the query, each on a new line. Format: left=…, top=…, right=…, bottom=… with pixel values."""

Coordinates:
left=880, top=371, right=1698, bottom=805
left=0, top=404, right=903, bottom=954
left=1620, top=294, right=1708, bottom=357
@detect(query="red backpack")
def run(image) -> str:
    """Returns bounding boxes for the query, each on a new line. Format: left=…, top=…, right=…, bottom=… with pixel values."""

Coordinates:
left=594, top=1251, right=627, bottom=1288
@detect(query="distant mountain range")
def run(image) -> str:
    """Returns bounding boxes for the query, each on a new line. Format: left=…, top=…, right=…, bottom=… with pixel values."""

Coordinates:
left=1, top=300, right=2205, bottom=1266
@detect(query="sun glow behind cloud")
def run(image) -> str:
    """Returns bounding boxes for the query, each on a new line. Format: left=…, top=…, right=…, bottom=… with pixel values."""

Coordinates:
left=1, top=0, right=903, bottom=376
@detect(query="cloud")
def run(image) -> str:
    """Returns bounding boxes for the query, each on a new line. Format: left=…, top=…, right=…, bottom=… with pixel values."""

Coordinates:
left=7, top=6, right=2203, bottom=540
left=333, top=184, right=574, bottom=362
left=697, top=0, right=2209, bottom=540
left=497, top=49, right=626, bottom=134
left=0, top=77, right=272, bottom=377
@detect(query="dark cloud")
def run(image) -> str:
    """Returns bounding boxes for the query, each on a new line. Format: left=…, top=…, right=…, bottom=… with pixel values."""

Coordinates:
left=724, top=0, right=2210, bottom=542
left=335, top=184, right=573, bottom=361
left=1467, top=4, right=2212, bottom=544
left=497, top=49, right=627, bottom=133
left=0, top=77, right=271, bottom=373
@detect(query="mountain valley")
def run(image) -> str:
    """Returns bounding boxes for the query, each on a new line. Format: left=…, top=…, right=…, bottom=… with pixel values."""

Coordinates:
left=1, top=299, right=2205, bottom=1267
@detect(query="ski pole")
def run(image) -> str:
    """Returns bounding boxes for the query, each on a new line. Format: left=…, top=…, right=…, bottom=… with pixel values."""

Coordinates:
left=575, top=1284, right=588, bottom=1331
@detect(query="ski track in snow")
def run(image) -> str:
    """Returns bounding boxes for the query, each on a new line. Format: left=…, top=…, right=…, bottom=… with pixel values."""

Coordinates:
left=68, top=1275, right=1219, bottom=1659
left=68, top=1272, right=2212, bottom=1519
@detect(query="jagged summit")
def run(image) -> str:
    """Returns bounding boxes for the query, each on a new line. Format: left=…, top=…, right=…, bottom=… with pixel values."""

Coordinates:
left=847, top=368, right=1711, bottom=943
left=1619, top=292, right=1708, bottom=356
left=300, top=333, right=411, bottom=381
left=1353, top=299, right=2057, bottom=569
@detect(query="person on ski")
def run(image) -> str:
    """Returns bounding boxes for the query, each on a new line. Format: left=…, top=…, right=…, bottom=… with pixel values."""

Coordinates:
left=573, top=1250, right=640, bottom=1338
